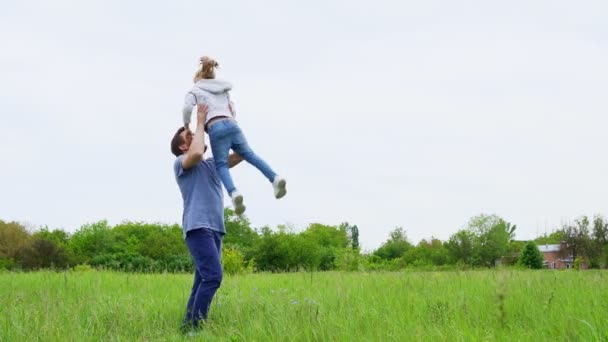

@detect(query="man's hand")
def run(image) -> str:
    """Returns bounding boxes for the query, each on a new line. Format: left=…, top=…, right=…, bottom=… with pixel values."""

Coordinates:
left=197, top=104, right=208, bottom=126
left=181, top=105, right=208, bottom=170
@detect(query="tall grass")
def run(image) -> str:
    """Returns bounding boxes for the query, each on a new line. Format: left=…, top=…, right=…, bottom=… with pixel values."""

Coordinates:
left=1, top=270, right=606, bottom=341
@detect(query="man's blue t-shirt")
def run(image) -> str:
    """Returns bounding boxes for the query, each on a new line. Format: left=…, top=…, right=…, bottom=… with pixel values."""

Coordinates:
left=174, top=156, right=225, bottom=237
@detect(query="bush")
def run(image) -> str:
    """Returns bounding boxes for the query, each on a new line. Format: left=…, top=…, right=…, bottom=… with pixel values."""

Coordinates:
left=336, top=248, right=362, bottom=271
left=223, top=248, right=247, bottom=275
left=362, top=254, right=388, bottom=271
left=129, top=255, right=155, bottom=272
left=573, top=256, right=584, bottom=270
left=0, top=220, right=30, bottom=260
left=518, top=241, right=544, bottom=269
left=0, top=258, right=17, bottom=270
left=245, top=258, right=256, bottom=273
left=73, top=264, right=93, bottom=272
left=159, top=254, right=193, bottom=273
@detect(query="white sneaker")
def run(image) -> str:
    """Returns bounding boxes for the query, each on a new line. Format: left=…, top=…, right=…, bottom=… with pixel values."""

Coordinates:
left=231, top=191, right=246, bottom=215
left=273, top=176, right=287, bottom=199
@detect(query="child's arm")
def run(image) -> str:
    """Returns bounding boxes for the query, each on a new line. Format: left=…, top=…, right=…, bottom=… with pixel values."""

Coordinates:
left=182, top=92, right=197, bottom=128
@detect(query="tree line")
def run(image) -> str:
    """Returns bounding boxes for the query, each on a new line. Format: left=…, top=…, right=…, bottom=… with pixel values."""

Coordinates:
left=1, top=211, right=607, bottom=273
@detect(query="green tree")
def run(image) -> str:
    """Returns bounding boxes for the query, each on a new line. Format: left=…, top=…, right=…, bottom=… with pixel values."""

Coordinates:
left=112, top=221, right=157, bottom=254
left=33, top=228, right=69, bottom=248
left=534, top=231, right=565, bottom=245
left=0, top=220, right=31, bottom=261
left=252, top=226, right=292, bottom=271
left=67, top=220, right=115, bottom=264
left=223, top=209, right=259, bottom=262
left=590, top=215, right=608, bottom=268
left=27, top=228, right=71, bottom=269
left=518, top=241, right=544, bottom=269
left=343, top=223, right=360, bottom=250
left=503, top=240, right=526, bottom=265
left=16, top=237, right=68, bottom=269
left=336, top=247, right=361, bottom=271
left=223, top=209, right=259, bottom=247
left=463, top=215, right=514, bottom=266
left=402, top=238, right=450, bottom=267
left=301, top=223, right=349, bottom=270
left=476, top=220, right=512, bottom=267
left=288, top=234, right=321, bottom=271
left=139, top=224, right=187, bottom=260
left=374, top=227, right=412, bottom=260
left=303, top=223, right=348, bottom=249
left=466, top=214, right=503, bottom=237
left=558, top=216, right=591, bottom=263
left=446, top=229, right=475, bottom=264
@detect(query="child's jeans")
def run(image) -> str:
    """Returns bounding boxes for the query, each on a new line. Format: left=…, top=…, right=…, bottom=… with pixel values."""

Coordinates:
left=207, top=119, right=276, bottom=195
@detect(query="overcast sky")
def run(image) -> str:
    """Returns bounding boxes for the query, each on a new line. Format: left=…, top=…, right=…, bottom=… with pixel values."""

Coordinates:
left=1, top=0, right=607, bottom=250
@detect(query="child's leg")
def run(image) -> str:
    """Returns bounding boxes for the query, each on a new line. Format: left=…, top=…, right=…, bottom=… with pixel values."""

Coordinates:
left=208, top=122, right=238, bottom=195
left=230, top=123, right=277, bottom=183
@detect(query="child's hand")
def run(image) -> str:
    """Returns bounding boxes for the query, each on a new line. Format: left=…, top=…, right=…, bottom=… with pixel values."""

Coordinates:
left=196, top=104, right=208, bottom=125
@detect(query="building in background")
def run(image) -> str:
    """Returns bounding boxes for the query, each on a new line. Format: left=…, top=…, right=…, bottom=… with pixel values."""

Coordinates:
left=539, top=242, right=588, bottom=269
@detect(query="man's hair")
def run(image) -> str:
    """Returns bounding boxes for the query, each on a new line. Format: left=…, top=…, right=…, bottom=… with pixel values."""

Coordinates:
left=171, top=127, right=186, bottom=157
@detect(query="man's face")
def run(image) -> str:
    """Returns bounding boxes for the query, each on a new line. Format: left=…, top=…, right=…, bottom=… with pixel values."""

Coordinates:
left=179, top=129, right=193, bottom=153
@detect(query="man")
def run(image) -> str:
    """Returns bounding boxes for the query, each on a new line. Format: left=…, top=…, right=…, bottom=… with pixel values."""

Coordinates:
left=171, top=103, right=243, bottom=330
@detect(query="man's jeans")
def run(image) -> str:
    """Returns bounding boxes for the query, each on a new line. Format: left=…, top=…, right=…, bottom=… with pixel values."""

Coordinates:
left=183, top=228, right=223, bottom=328
left=208, top=119, right=276, bottom=195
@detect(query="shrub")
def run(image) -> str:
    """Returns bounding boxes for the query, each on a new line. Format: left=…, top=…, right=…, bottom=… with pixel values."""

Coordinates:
left=73, top=264, right=93, bottom=272
left=0, top=258, right=17, bottom=271
left=336, top=248, right=361, bottom=271
left=223, top=248, right=247, bottom=275
left=573, top=256, right=584, bottom=270
left=518, top=241, right=544, bottom=269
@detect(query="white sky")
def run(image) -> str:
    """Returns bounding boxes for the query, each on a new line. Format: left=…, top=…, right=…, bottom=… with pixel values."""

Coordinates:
left=1, top=0, right=607, bottom=251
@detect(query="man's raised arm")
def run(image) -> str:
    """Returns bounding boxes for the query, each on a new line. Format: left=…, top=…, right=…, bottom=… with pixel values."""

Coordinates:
left=181, top=104, right=208, bottom=170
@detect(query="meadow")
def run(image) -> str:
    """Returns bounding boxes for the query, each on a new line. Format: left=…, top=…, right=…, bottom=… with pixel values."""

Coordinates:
left=1, top=270, right=607, bottom=341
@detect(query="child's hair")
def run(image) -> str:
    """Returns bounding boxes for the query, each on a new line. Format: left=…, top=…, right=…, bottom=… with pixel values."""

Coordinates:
left=193, top=56, right=219, bottom=82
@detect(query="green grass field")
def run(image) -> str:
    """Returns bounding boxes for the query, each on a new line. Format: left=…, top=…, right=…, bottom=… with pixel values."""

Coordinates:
left=1, top=270, right=607, bottom=341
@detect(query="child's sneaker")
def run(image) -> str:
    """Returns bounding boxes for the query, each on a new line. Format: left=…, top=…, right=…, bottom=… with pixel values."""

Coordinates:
left=231, top=191, right=246, bottom=215
left=273, top=176, right=287, bottom=199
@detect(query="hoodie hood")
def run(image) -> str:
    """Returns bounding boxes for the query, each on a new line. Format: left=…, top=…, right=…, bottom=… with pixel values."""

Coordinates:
left=194, top=79, right=232, bottom=94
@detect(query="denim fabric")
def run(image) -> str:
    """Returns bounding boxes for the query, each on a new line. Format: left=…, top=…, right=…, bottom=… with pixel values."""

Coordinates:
left=183, top=228, right=224, bottom=328
left=208, top=119, right=277, bottom=195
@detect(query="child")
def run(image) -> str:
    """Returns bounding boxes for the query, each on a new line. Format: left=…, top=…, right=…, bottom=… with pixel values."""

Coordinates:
left=182, top=56, right=286, bottom=215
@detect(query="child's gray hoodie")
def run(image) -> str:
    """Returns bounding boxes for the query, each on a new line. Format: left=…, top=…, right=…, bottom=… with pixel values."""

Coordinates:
left=182, top=79, right=236, bottom=126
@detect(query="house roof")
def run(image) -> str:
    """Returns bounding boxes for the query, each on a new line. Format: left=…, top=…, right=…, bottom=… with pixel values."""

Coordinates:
left=538, top=244, right=561, bottom=253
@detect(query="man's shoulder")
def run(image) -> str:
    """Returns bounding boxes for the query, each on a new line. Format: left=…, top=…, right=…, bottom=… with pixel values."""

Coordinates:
left=174, top=156, right=215, bottom=174
left=173, top=155, right=187, bottom=168
left=173, top=155, right=185, bottom=178
left=173, top=154, right=215, bottom=172
left=174, top=155, right=208, bottom=178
